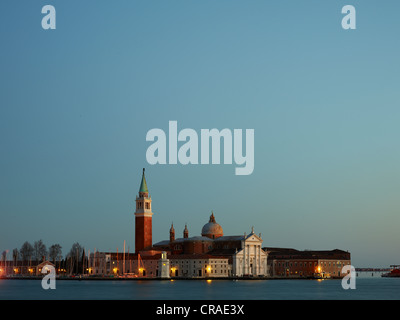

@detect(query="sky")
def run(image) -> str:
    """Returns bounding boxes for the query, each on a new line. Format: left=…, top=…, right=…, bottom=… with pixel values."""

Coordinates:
left=1, top=1, right=400, bottom=267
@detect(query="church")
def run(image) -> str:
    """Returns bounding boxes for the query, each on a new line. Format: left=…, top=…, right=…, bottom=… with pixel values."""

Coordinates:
left=87, top=169, right=349, bottom=278
left=134, top=169, right=269, bottom=278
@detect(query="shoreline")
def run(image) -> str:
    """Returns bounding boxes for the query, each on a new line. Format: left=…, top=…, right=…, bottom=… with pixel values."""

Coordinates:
left=1, top=276, right=342, bottom=281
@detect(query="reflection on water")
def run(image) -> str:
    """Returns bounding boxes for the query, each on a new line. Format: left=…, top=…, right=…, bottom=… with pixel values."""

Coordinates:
left=1, top=278, right=399, bottom=300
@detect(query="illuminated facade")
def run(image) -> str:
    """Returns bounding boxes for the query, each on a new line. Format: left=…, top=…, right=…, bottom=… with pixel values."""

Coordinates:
left=232, top=230, right=268, bottom=277
left=87, top=251, right=161, bottom=277
left=168, top=254, right=231, bottom=278
left=266, top=248, right=351, bottom=278
left=153, top=217, right=269, bottom=277
left=0, top=260, right=55, bottom=276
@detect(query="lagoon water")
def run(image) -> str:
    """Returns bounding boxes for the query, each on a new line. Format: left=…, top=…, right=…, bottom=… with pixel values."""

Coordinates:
left=1, top=277, right=399, bottom=300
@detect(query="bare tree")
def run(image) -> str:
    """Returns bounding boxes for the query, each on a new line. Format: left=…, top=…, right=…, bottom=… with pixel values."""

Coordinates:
left=12, top=248, right=19, bottom=262
left=49, top=244, right=62, bottom=263
left=67, top=242, right=83, bottom=274
left=33, top=240, right=47, bottom=263
left=68, top=243, right=83, bottom=261
left=1, top=251, right=7, bottom=262
left=20, top=242, right=34, bottom=262
left=12, top=248, right=19, bottom=270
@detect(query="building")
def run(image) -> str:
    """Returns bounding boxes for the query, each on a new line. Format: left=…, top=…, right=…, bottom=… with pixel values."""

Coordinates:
left=153, top=214, right=268, bottom=277
left=232, top=230, right=268, bottom=277
left=158, top=252, right=170, bottom=278
left=168, top=254, right=231, bottom=278
left=89, top=169, right=269, bottom=278
left=0, top=259, right=57, bottom=277
left=87, top=251, right=232, bottom=278
left=138, top=168, right=269, bottom=278
left=87, top=251, right=162, bottom=277
left=87, top=169, right=350, bottom=279
left=266, top=248, right=351, bottom=278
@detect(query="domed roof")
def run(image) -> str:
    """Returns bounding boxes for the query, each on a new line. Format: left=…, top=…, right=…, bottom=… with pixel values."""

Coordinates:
left=201, top=212, right=223, bottom=239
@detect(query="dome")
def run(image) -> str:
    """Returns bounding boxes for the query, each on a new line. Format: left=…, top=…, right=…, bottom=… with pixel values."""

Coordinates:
left=201, top=212, right=223, bottom=239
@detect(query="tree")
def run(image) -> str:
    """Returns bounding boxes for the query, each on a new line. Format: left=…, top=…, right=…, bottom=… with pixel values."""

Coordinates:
left=81, top=248, right=88, bottom=274
left=33, top=240, right=47, bottom=263
left=1, top=251, right=7, bottom=262
left=68, top=243, right=83, bottom=261
left=20, top=242, right=34, bottom=262
left=12, top=248, right=19, bottom=261
left=49, top=244, right=62, bottom=263
left=67, top=242, right=84, bottom=274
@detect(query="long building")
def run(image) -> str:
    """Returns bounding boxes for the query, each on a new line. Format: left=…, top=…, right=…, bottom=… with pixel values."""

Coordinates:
left=265, top=248, right=351, bottom=278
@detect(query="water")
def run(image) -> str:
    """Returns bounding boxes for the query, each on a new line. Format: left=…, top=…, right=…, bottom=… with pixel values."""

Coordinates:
left=1, top=277, right=399, bottom=300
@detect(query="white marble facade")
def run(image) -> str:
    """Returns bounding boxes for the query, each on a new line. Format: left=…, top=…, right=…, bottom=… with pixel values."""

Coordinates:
left=232, top=230, right=268, bottom=277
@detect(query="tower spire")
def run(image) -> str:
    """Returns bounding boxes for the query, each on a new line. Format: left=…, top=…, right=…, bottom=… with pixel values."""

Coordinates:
left=139, top=168, right=149, bottom=196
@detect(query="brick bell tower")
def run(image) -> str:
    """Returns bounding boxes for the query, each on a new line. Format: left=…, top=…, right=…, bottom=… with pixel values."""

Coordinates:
left=135, top=168, right=153, bottom=253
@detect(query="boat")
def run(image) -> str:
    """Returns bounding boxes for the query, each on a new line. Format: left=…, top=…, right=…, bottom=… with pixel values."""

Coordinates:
left=382, top=265, right=400, bottom=277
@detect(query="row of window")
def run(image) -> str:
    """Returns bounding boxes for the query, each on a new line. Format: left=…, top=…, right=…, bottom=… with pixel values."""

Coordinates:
left=278, top=270, right=342, bottom=276
left=275, top=261, right=349, bottom=267
left=170, top=264, right=230, bottom=271
left=173, top=260, right=228, bottom=265
left=209, top=269, right=229, bottom=274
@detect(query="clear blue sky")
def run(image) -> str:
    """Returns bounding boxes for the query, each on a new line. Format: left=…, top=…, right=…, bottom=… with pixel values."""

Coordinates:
left=1, top=1, right=399, bottom=267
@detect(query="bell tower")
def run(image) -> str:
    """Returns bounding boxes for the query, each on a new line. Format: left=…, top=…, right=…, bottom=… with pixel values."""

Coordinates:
left=183, top=224, right=189, bottom=238
left=135, top=168, right=153, bottom=253
left=170, top=223, right=175, bottom=242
